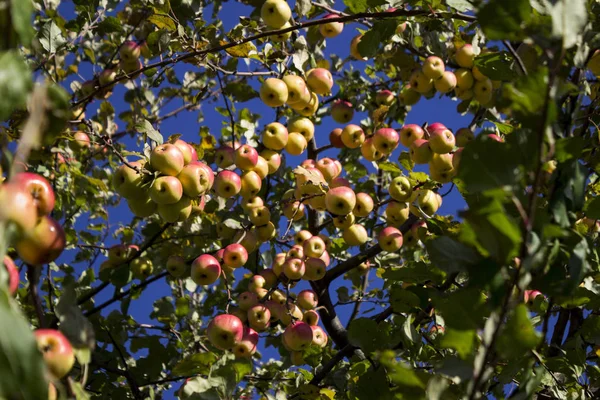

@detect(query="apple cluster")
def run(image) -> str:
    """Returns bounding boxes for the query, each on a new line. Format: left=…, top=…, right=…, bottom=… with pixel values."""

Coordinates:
left=113, top=139, right=212, bottom=224
left=400, top=44, right=500, bottom=106
left=0, top=172, right=65, bottom=266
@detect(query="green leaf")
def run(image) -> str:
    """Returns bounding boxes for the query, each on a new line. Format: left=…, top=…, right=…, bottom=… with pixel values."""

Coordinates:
left=390, top=287, right=421, bottom=313
left=425, top=236, right=481, bottom=273
left=356, top=367, right=393, bottom=399
left=148, top=14, right=177, bottom=31
left=357, top=20, right=397, bottom=59
left=55, top=285, right=96, bottom=349
left=555, top=137, right=584, bottom=163
left=344, top=0, right=368, bottom=13
left=0, top=51, right=32, bottom=121
left=10, top=0, right=34, bottom=46
left=38, top=21, right=66, bottom=53
left=501, top=68, right=556, bottom=128
left=0, top=293, right=48, bottom=400
left=434, top=288, right=487, bottom=330
left=446, top=0, right=472, bottom=12
left=546, top=0, right=588, bottom=49
left=377, top=161, right=402, bottom=174
left=474, top=52, right=517, bottom=81
left=296, top=0, right=312, bottom=17
left=585, top=197, right=600, bottom=220
left=135, top=119, right=163, bottom=144
left=440, top=329, right=476, bottom=359
left=172, top=352, right=218, bottom=376
left=497, top=304, right=541, bottom=358
left=348, top=318, right=397, bottom=354
left=222, top=40, right=257, bottom=58
left=477, top=0, right=532, bottom=41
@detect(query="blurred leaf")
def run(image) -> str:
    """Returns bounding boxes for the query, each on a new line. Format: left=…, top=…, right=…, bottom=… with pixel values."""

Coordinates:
left=497, top=305, right=541, bottom=358
left=222, top=40, right=257, bottom=58
left=546, top=0, right=588, bottom=49
left=135, top=119, right=164, bottom=144
left=0, top=51, right=32, bottom=121
left=446, top=0, right=472, bottom=11
left=390, top=287, right=421, bottom=313
left=474, top=52, right=517, bottom=81
left=10, top=0, right=34, bottom=46
left=344, top=0, right=368, bottom=13
left=440, top=329, right=476, bottom=359
left=55, top=285, right=96, bottom=350
left=477, top=0, right=532, bottom=41
left=38, top=21, right=66, bottom=53
left=148, top=14, right=177, bottom=31
left=173, top=352, right=218, bottom=376
left=378, top=161, right=402, bottom=174
left=426, top=236, right=481, bottom=273
left=358, top=20, right=397, bottom=59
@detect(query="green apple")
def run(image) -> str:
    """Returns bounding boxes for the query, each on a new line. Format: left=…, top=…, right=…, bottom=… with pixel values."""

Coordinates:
left=260, top=0, right=291, bottom=29
left=455, top=44, right=475, bottom=68
left=260, top=78, right=288, bottom=107
left=343, top=223, right=368, bottom=246
left=157, top=195, right=192, bottom=222
left=131, top=257, right=154, bottom=280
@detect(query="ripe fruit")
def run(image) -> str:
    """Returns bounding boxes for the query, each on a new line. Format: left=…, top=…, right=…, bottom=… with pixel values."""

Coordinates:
left=235, top=144, right=259, bottom=170
left=285, top=131, right=308, bottom=156
left=343, top=224, right=368, bottom=246
left=303, top=236, right=326, bottom=258
left=215, top=146, right=236, bottom=168
left=283, top=321, right=313, bottom=351
left=434, top=71, right=457, bottom=93
left=360, top=140, right=378, bottom=161
left=0, top=183, right=38, bottom=233
left=410, top=139, right=433, bottom=164
left=354, top=192, right=374, bottom=217
left=238, top=292, right=259, bottom=311
left=331, top=100, right=354, bottom=124
left=34, top=329, right=75, bottom=379
left=524, top=290, right=543, bottom=304
left=429, top=127, right=456, bottom=154
left=375, top=89, right=395, bottom=106
left=214, top=170, right=242, bottom=198
left=283, top=258, right=305, bottom=280
left=418, top=189, right=441, bottom=215
left=16, top=216, right=66, bottom=265
left=372, top=128, right=400, bottom=154
left=248, top=304, right=271, bottom=331
left=261, top=0, right=292, bottom=29
left=177, top=163, right=213, bottom=197
left=223, top=243, right=249, bottom=268
left=409, top=70, right=434, bottom=94
left=399, top=124, right=425, bottom=148
left=311, top=326, right=328, bottom=347
left=319, top=14, right=344, bottom=38
left=233, top=327, right=259, bottom=358
left=430, top=153, right=454, bottom=172
left=113, top=162, right=146, bottom=199
left=173, top=139, right=195, bottom=165
left=260, top=78, right=288, bottom=107
left=207, top=314, right=244, bottom=350
left=249, top=206, right=271, bottom=226
left=13, top=172, right=55, bottom=215
left=130, top=257, right=154, bottom=279
left=3, top=256, right=19, bottom=295
left=455, top=44, right=475, bottom=68
left=191, top=254, right=221, bottom=285
left=378, top=227, right=403, bottom=252
left=263, top=122, right=288, bottom=150
left=288, top=117, right=315, bottom=142
left=473, top=78, right=493, bottom=105
left=283, top=75, right=310, bottom=105
left=399, top=85, right=421, bottom=106
left=329, top=128, right=344, bottom=148
left=70, top=131, right=91, bottom=151
left=455, top=68, right=474, bottom=90
left=297, top=289, right=318, bottom=310
left=150, top=176, right=183, bottom=204
left=341, top=124, right=365, bottom=149
left=128, top=196, right=157, bottom=217
left=455, top=128, right=474, bottom=147
left=350, top=34, right=367, bottom=60
left=389, top=176, right=412, bottom=201
left=385, top=201, right=410, bottom=226
left=333, top=213, right=355, bottom=230
left=166, top=255, right=188, bottom=278
left=261, top=149, right=282, bottom=174
left=316, top=158, right=340, bottom=182
left=120, top=40, right=141, bottom=63
left=303, top=310, right=320, bottom=326
left=150, top=144, right=185, bottom=176
left=306, top=68, right=334, bottom=95
left=108, top=244, right=139, bottom=263
left=422, top=56, right=445, bottom=79
left=325, top=186, right=356, bottom=215
left=240, top=171, right=262, bottom=199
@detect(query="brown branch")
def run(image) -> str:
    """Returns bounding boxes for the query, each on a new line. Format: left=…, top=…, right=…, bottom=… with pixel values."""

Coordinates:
left=27, top=265, right=46, bottom=328
left=346, top=270, right=368, bottom=329
left=103, top=326, right=143, bottom=399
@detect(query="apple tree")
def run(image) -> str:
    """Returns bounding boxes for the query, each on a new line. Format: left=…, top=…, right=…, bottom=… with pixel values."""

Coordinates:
left=1, top=0, right=600, bottom=399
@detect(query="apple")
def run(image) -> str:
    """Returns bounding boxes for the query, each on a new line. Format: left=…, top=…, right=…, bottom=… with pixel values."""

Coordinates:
left=263, top=122, right=288, bottom=150
left=455, top=44, right=475, bottom=68
left=233, top=327, right=259, bottom=358
left=260, top=149, right=282, bottom=174
left=410, top=139, right=433, bottom=164
left=128, top=196, right=157, bottom=217
left=113, top=161, right=147, bottom=199
left=283, top=258, right=305, bottom=280
left=360, top=138, right=382, bottom=162
left=207, top=314, right=244, bottom=350
left=297, top=289, right=318, bottom=310
left=389, top=176, right=412, bottom=201
left=319, top=14, right=344, bottom=38
left=3, top=256, right=19, bottom=295
left=149, top=176, right=183, bottom=205
left=357, top=260, right=370, bottom=275
left=0, top=183, right=37, bottom=234
left=282, top=74, right=311, bottom=105
left=303, top=236, right=326, bottom=258
left=306, top=68, right=334, bottom=95
left=341, top=124, right=365, bottom=149
left=524, top=290, right=543, bottom=304
left=191, top=254, right=221, bottom=285
left=16, top=216, right=65, bottom=265
left=34, top=329, right=75, bottom=379
left=283, top=321, right=313, bottom=351
left=234, top=144, right=259, bottom=170
left=259, top=268, right=277, bottom=289
left=13, top=173, right=55, bottom=216
left=418, top=189, right=440, bottom=215
left=325, top=186, right=356, bottom=215
left=303, top=310, right=319, bottom=326
left=372, top=127, right=400, bottom=154
left=261, top=0, right=291, bottom=28
left=150, top=144, right=184, bottom=176
left=455, top=87, right=473, bottom=100
left=385, top=201, right=409, bottom=226
left=378, top=226, right=403, bottom=252
left=409, top=70, right=434, bottom=94
left=422, top=56, right=445, bottom=80
left=455, top=68, right=474, bottom=90
left=429, top=167, right=455, bottom=183
left=315, top=158, right=340, bottom=182
left=290, top=351, right=305, bottom=366
left=455, top=128, right=474, bottom=147
left=452, top=148, right=463, bottom=170
left=399, top=84, right=421, bottom=106
left=487, top=133, right=504, bottom=142
left=282, top=199, right=305, bottom=220
left=177, top=163, right=213, bottom=197
left=330, top=176, right=351, bottom=188
left=430, top=153, right=454, bottom=172
left=233, top=229, right=259, bottom=254
left=429, top=122, right=449, bottom=132
left=376, top=89, right=395, bottom=106
left=120, top=59, right=143, bottom=78
left=238, top=292, right=259, bottom=311
left=411, top=220, right=429, bottom=242
left=399, top=124, right=425, bottom=148
left=223, top=243, right=249, bottom=268
left=343, top=224, right=368, bottom=246
left=119, top=40, right=141, bottom=63
left=283, top=131, right=306, bottom=156
left=248, top=205, right=271, bottom=226
left=69, top=131, right=91, bottom=152
left=434, top=71, right=457, bottom=93
left=474, top=78, right=493, bottom=105
left=166, top=255, right=188, bottom=278
left=329, top=128, right=344, bottom=148
left=353, top=192, right=374, bottom=217
left=350, top=34, right=367, bottom=60
left=287, top=244, right=305, bottom=260
left=247, top=304, right=271, bottom=331
left=130, top=257, right=153, bottom=280
left=288, top=117, right=315, bottom=142
left=171, top=139, right=194, bottom=165
left=311, top=326, right=328, bottom=348
left=429, top=128, right=456, bottom=154
left=270, top=21, right=292, bottom=42
left=260, top=78, right=288, bottom=107
left=215, top=145, right=236, bottom=168
left=241, top=196, right=264, bottom=212
left=214, top=170, right=242, bottom=198
left=240, top=171, right=262, bottom=199
left=248, top=275, right=266, bottom=293
left=108, top=244, right=138, bottom=263
left=256, top=222, right=276, bottom=242
left=333, top=213, right=355, bottom=230
left=331, top=100, right=354, bottom=124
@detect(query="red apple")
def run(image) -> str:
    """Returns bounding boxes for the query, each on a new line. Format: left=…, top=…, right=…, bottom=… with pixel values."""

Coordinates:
left=191, top=254, right=221, bottom=285
left=303, top=310, right=320, bottom=326
left=304, top=257, right=327, bottom=281
left=215, top=145, right=236, bottom=168
left=207, top=314, right=244, bottom=350
left=3, top=255, right=19, bottom=295
left=213, top=170, right=242, bottom=198
left=13, top=173, right=55, bottom=216
left=429, top=128, right=456, bottom=154
left=177, top=163, right=213, bottom=197
left=119, top=40, right=141, bottom=63
left=283, top=258, right=305, bottom=281
left=150, top=144, right=185, bottom=176
left=0, top=183, right=38, bottom=233
left=223, top=243, right=248, bottom=268
left=329, top=128, right=344, bottom=148
left=238, top=291, right=259, bottom=311
left=331, top=100, right=354, bottom=124
left=297, top=289, right=318, bottom=310
left=282, top=321, right=313, bottom=351
left=399, top=124, right=425, bottom=148
left=306, top=68, right=334, bottom=95
left=16, top=216, right=65, bottom=265
left=318, top=14, right=344, bottom=38
left=311, top=325, right=328, bottom=347
left=149, top=176, right=183, bottom=204
left=410, top=139, right=433, bottom=164
left=378, top=226, right=404, bottom=252
left=233, top=327, right=259, bottom=358
left=247, top=304, right=271, bottom=331
left=34, top=329, right=75, bottom=379
left=235, top=144, right=259, bottom=170
left=325, top=186, right=356, bottom=215
left=372, top=127, right=400, bottom=154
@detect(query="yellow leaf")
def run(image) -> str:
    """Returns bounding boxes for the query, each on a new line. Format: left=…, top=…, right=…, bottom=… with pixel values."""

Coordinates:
left=220, top=40, right=257, bottom=58
left=148, top=14, right=176, bottom=31
left=320, top=388, right=336, bottom=400
left=293, top=166, right=327, bottom=185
